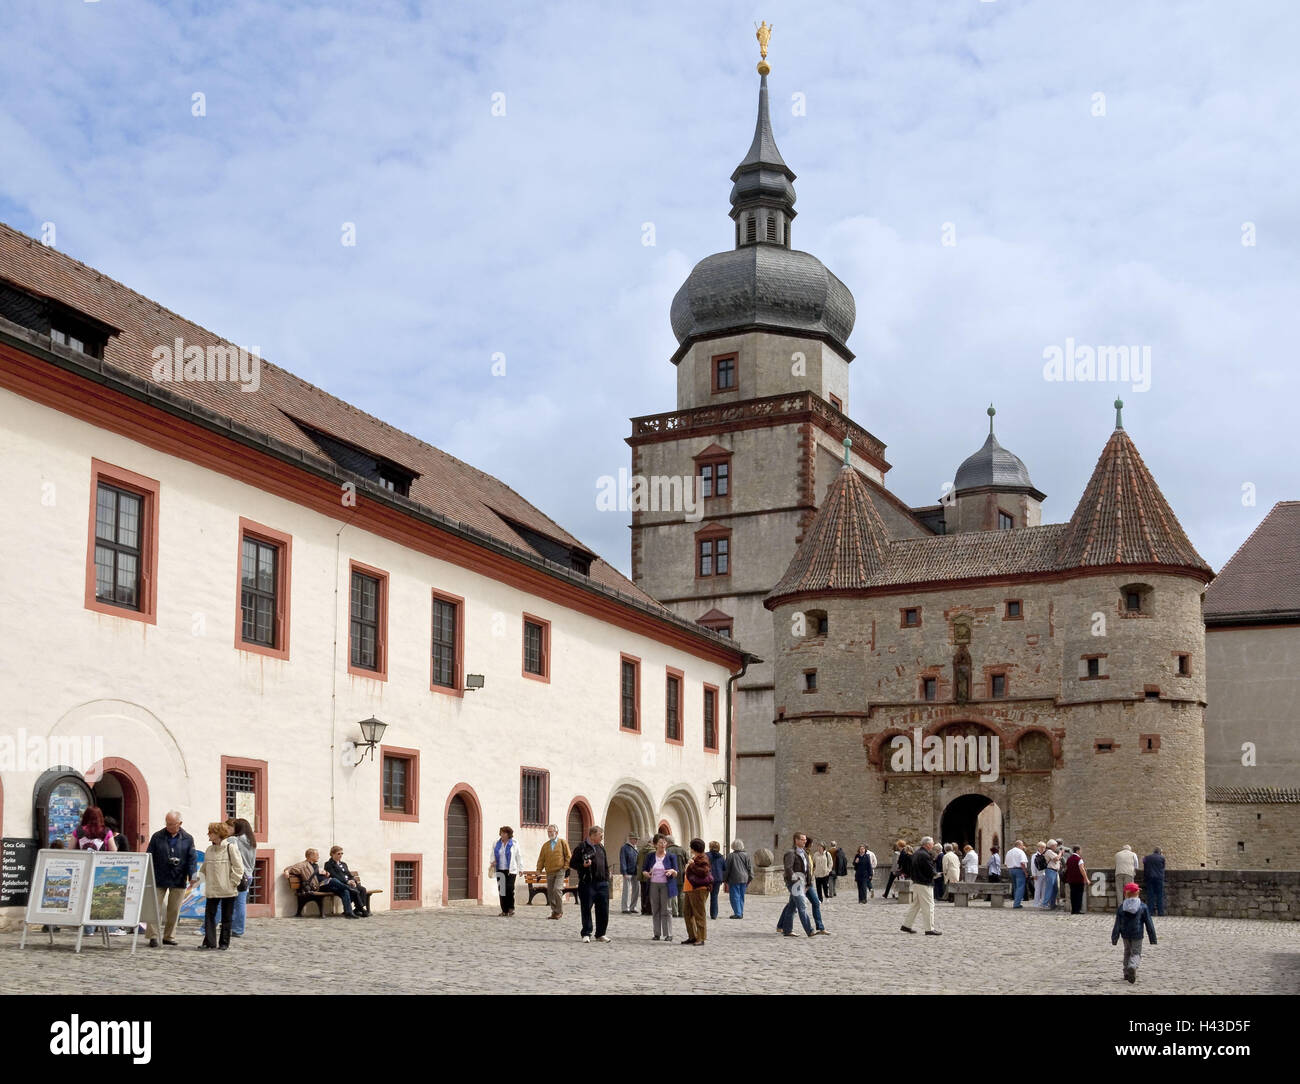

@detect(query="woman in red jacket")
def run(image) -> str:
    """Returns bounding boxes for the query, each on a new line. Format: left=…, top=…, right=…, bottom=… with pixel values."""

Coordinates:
left=1063, top=846, right=1089, bottom=914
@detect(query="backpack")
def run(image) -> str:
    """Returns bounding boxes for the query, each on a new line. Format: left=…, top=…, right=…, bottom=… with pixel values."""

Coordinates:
left=1034, top=852, right=1047, bottom=871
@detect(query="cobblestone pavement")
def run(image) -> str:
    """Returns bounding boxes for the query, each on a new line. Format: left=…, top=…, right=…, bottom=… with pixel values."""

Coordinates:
left=4, top=893, right=1298, bottom=995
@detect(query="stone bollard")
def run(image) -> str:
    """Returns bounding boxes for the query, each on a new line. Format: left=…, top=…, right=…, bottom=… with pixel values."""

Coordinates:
left=749, top=865, right=785, bottom=896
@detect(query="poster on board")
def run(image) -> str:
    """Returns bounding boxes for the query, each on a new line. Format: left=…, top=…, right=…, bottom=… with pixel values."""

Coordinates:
left=234, top=790, right=256, bottom=828
left=178, top=851, right=206, bottom=919
left=82, top=853, right=153, bottom=927
left=21, top=849, right=93, bottom=927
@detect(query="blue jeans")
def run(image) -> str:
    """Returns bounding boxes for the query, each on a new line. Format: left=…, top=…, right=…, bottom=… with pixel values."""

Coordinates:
left=1041, top=869, right=1059, bottom=908
left=1146, top=878, right=1165, bottom=916
left=709, top=882, right=722, bottom=919
left=728, top=882, right=747, bottom=917
left=231, top=888, right=248, bottom=935
left=1010, top=868, right=1026, bottom=907
left=777, top=887, right=813, bottom=934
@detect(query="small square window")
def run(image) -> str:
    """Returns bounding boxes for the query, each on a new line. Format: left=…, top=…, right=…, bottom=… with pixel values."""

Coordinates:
left=1126, top=591, right=1142, bottom=612
left=998, top=511, right=1014, bottom=530
left=1087, top=657, right=1100, bottom=678
left=390, top=854, right=423, bottom=909
left=380, top=747, right=419, bottom=822
left=804, top=670, right=818, bottom=693
left=521, top=767, right=550, bottom=826
left=923, top=677, right=937, bottom=701
left=902, top=608, right=920, bottom=628
left=991, top=674, right=1006, bottom=698
left=816, top=614, right=829, bottom=637
left=1095, top=742, right=1113, bottom=753
left=1176, top=654, right=1189, bottom=676
left=1005, top=600, right=1022, bottom=619
left=813, top=762, right=829, bottom=775
left=829, top=394, right=843, bottom=411
left=713, top=354, right=738, bottom=392
left=1145, top=687, right=1160, bottom=700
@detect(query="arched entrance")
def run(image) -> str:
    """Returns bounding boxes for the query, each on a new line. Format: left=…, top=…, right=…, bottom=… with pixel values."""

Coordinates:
left=660, top=786, right=703, bottom=846
left=603, top=781, right=655, bottom=852
left=443, top=784, right=482, bottom=903
left=33, top=768, right=93, bottom=848
left=88, top=757, right=149, bottom=852
left=565, top=797, right=592, bottom=849
left=940, top=793, right=1003, bottom=854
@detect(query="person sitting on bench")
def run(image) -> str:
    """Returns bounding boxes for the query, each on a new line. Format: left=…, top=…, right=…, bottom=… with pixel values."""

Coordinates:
left=286, top=848, right=357, bottom=918
left=324, top=845, right=370, bottom=917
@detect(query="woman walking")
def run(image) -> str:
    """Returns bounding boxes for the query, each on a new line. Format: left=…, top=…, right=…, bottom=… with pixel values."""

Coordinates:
left=813, top=842, right=832, bottom=901
left=489, top=826, right=523, bottom=916
left=681, top=838, right=713, bottom=945
left=642, top=834, right=679, bottom=942
left=226, top=818, right=257, bottom=937
left=199, top=821, right=244, bottom=950
left=883, top=840, right=906, bottom=899
left=1064, top=846, right=1089, bottom=914
left=724, top=840, right=753, bottom=918
left=853, top=845, right=874, bottom=903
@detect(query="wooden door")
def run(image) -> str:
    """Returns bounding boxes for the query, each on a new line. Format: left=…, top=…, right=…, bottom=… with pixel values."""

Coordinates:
left=446, top=795, right=470, bottom=900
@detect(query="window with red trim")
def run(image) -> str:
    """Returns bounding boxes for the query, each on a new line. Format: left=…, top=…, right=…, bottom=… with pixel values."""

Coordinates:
left=220, top=756, right=268, bottom=843
left=236, top=519, right=292, bottom=659
left=381, top=746, right=419, bottom=822
left=666, top=668, right=683, bottom=744
left=349, top=561, right=388, bottom=679
left=712, top=353, right=738, bottom=393
left=703, top=684, right=719, bottom=752
left=431, top=590, right=464, bottom=694
left=620, top=654, right=641, bottom=731
left=523, top=614, right=550, bottom=682
left=696, top=528, right=731, bottom=578
left=85, top=460, right=159, bottom=624
left=391, top=853, right=422, bottom=909
left=521, top=768, right=549, bottom=826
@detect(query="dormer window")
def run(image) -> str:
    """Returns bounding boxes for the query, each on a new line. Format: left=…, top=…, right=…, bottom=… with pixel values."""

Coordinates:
left=1121, top=583, right=1153, bottom=616
left=0, top=280, right=117, bottom=359
left=51, top=328, right=86, bottom=353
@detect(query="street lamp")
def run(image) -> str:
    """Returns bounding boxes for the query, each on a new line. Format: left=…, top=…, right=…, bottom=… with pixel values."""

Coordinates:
left=355, top=716, right=388, bottom=762
left=707, top=779, right=727, bottom=808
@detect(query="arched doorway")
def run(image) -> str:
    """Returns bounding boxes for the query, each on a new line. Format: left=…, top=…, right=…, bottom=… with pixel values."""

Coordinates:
left=660, top=787, right=703, bottom=846
left=603, top=781, right=656, bottom=853
left=33, top=768, right=93, bottom=848
left=443, top=784, right=482, bottom=903
left=88, top=757, right=149, bottom=852
left=565, top=798, right=592, bottom=849
left=940, top=793, right=1002, bottom=854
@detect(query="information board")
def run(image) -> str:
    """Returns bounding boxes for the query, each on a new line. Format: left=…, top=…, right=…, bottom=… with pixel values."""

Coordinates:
left=1, top=837, right=38, bottom=907
left=21, top=849, right=93, bottom=927
left=20, top=850, right=160, bottom=953
left=81, top=852, right=155, bottom=929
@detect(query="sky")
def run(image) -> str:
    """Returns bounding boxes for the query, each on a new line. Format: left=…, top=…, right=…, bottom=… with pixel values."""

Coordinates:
left=2, top=0, right=1297, bottom=576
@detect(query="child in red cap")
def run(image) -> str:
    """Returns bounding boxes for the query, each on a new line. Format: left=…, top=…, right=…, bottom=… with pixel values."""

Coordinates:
left=1111, top=881, right=1157, bottom=983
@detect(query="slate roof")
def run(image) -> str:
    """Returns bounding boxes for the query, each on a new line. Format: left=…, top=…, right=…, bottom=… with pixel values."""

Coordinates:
left=768, top=463, right=891, bottom=597
left=1058, top=426, right=1211, bottom=574
left=953, top=432, right=1039, bottom=494
left=1206, top=786, right=1300, bottom=804
left=0, top=222, right=662, bottom=609
left=1204, top=502, right=1300, bottom=621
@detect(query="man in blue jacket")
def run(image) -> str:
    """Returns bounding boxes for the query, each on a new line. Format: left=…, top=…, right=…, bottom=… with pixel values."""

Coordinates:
left=619, top=834, right=640, bottom=914
left=707, top=841, right=727, bottom=919
left=145, top=811, right=198, bottom=948
left=1111, top=882, right=1158, bottom=984
left=1142, top=847, right=1167, bottom=916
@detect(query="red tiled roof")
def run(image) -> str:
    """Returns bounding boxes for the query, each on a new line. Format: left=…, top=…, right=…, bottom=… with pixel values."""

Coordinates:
left=0, top=223, right=660, bottom=608
left=1058, top=426, right=1210, bottom=574
left=769, top=464, right=891, bottom=597
left=1204, top=501, right=1300, bottom=619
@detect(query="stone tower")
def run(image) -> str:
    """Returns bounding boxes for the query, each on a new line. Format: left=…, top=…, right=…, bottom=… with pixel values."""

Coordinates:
left=628, top=62, right=915, bottom=851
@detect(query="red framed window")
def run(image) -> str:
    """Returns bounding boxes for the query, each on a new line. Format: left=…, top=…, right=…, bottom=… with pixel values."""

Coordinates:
left=703, top=684, right=719, bottom=753
left=85, top=460, right=160, bottom=624
left=391, top=853, right=422, bottom=910
left=989, top=673, right=1007, bottom=698
left=712, top=353, right=738, bottom=393
left=520, top=768, right=549, bottom=827
left=247, top=850, right=276, bottom=917
left=220, top=755, right=268, bottom=843
left=348, top=560, right=388, bottom=679
left=620, top=654, right=641, bottom=732
left=380, top=746, right=419, bottom=822
left=522, top=613, right=550, bottom=682
left=1004, top=599, right=1022, bottom=620
left=236, top=518, right=292, bottom=660
left=829, top=393, right=843, bottom=411
left=923, top=677, right=937, bottom=701
left=901, top=607, right=921, bottom=628
left=696, top=527, right=731, bottom=578
left=665, top=667, right=684, bottom=745
left=431, top=589, right=464, bottom=695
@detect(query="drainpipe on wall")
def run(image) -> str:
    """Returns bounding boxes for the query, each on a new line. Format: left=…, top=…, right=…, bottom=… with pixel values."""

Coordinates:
left=725, top=651, right=761, bottom=848
left=329, top=516, right=355, bottom=845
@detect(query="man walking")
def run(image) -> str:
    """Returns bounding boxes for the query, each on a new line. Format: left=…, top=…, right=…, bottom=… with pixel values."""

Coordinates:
left=830, top=841, right=848, bottom=898
left=1004, top=840, right=1028, bottom=907
left=1143, top=846, right=1167, bottom=916
left=706, top=841, right=727, bottom=919
left=724, top=839, right=753, bottom=918
left=900, top=836, right=941, bottom=935
left=618, top=833, right=640, bottom=914
left=570, top=825, right=612, bottom=943
left=776, top=832, right=815, bottom=937
left=536, top=824, right=571, bottom=919
left=145, top=810, right=199, bottom=947
left=1114, top=843, right=1138, bottom=906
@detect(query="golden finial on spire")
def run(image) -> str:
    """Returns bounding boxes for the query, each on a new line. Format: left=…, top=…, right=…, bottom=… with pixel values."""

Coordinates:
left=755, top=21, right=772, bottom=75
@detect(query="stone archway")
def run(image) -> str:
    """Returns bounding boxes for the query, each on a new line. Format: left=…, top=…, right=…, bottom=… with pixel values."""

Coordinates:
left=88, top=756, right=150, bottom=852
left=603, top=780, right=655, bottom=852
left=659, top=786, right=703, bottom=846
left=940, top=793, right=1003, bottom=854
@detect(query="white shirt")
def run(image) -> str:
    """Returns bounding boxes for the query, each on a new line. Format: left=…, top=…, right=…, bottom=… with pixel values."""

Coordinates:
left=865, top=850, right=877, bottom=868
left=1005, top=846, right=1027, bottom=871
left=961, top=851, right=978, bottom=875
left=1115, top=848, right=1138, bottom=879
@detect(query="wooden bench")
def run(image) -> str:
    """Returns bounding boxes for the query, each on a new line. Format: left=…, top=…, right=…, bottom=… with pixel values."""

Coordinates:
left=522, top=871, right=580, bottom=905
left=947, top=880, right=1012, bottom=908
left=285, top=871, right=383, bottom=916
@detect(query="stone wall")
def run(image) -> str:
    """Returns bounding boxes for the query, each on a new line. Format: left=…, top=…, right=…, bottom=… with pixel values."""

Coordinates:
left=1161, top=869, right=1300, bottom=920
left=1206, top=801, right=1300, bottom=870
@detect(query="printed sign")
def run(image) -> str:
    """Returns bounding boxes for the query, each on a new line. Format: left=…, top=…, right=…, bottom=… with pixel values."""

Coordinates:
left=235, top=790, right=256, bottom=828
left=82, top=853, right=152, bottom=927
left=1, top=837, right=38, bottom=907
left=23, top=849, right=93, bottom=926
left=178, top=851, right=206, bottom=919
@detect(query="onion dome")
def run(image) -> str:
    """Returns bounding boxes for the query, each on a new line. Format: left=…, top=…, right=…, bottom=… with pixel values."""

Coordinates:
left=952, top=405, right=1043, bottom=497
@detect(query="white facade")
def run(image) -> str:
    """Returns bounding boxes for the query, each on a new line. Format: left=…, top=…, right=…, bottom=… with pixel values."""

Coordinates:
left=0, top=384, right=737, bottom=922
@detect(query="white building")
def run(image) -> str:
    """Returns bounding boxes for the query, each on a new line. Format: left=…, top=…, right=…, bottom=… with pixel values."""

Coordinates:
left=0, top=223, right=746, bottom=922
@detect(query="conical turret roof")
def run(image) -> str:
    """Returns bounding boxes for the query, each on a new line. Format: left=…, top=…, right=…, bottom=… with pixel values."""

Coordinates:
left=1058, top=421, right=1210, bottom=574
left=767, top=461, right=892, bottom=602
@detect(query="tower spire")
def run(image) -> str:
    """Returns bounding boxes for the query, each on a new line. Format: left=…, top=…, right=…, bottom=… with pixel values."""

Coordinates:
left=730, top=24, right=796, bottom=246
left=988, top=402, right=996, bottom=435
